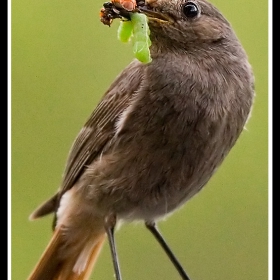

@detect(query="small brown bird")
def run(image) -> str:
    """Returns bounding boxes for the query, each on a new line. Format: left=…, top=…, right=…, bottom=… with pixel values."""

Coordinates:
left=27, top=0, right=255, bottom=279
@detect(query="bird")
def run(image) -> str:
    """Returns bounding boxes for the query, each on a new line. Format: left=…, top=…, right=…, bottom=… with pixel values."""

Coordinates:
left=27, top=0, right=255, bottom=279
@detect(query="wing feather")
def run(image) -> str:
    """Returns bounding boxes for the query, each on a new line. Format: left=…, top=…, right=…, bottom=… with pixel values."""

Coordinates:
left=60, top=60, right=144, bottom=197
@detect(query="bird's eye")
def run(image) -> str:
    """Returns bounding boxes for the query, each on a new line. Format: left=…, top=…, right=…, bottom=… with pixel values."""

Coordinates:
left=182, top=2, right=199, bottom=18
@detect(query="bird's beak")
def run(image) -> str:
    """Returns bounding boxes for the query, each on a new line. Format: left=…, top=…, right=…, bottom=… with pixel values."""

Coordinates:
left=138, top=6, right=174, bottom=23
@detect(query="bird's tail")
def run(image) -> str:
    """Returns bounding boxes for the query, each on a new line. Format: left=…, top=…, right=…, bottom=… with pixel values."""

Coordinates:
left=27, top=226, right=106, bottom=280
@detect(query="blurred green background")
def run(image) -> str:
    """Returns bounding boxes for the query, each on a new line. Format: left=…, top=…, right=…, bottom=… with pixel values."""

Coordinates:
left=11, top=0, right=269, bottom=279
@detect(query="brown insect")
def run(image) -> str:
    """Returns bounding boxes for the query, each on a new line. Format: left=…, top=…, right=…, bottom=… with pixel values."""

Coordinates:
left=100, top=2, right=120, bottom=26
left=100, top=0, right=142, bottom=26
left=112, top=0, right=137, bottom=11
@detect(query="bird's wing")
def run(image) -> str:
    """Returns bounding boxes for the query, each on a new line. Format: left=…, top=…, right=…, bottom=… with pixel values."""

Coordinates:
left=30, top=60, right=144, bottom=220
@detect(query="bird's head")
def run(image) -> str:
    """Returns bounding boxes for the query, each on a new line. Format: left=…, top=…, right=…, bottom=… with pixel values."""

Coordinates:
left=139, top=0, right=237, bottom=52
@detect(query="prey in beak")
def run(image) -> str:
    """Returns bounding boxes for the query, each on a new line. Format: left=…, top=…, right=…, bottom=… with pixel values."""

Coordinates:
left=100, top=0, right=173, bottom=26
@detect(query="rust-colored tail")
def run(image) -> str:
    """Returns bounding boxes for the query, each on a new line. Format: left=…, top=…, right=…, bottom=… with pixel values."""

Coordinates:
left=27, top=227, right=106, bottom=280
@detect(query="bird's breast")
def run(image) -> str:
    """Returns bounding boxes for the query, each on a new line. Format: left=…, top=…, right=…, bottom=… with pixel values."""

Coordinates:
left=82, top=58, right=253, bottom=221
left=85, top=95, right=237, bottom=221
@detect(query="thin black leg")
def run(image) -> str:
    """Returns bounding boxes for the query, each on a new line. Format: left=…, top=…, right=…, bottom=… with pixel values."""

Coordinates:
left=104, top=215, right=122, bottom=280
left=145, top=221, right=191, bottom=280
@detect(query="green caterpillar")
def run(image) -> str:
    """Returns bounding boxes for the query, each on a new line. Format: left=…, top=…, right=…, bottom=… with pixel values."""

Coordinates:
left=118, top=20, right=133, bottom=43
left=117, top=13, right=152, bottom=64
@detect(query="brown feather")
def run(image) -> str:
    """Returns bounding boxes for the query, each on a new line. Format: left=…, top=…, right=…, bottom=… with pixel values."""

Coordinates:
left=27, top=226, right=106, bottom=280
left=59, top=60, right=145, bottom=198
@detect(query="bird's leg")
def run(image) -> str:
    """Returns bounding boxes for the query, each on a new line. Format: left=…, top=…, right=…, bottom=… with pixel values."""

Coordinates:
left=104, top=214, right=122, bottom=280
left=145, top=221, right=191, bottom=280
